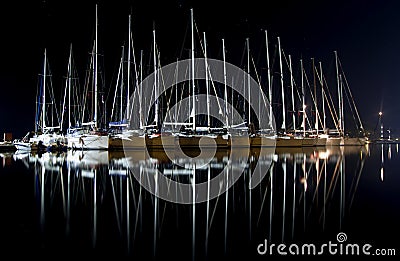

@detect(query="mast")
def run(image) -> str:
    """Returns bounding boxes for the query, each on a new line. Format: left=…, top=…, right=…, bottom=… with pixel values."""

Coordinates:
left=246, top=38, right=251, bottom=126
left=379, top=112, right=383, bottom=139
left=339, top=74, right=345, bottom=135
left=153, top=29, right=159, bottom=130
left=42, top=48, right=47, bottom=132
left=204, top=32, right=210, bottom=131
left=301, top=59, right=306, bottom=136
left=120, top=46, right=125, bottom=122
left=319, top=61, right=326, bottom=131
left=265, top=30, right=273, bottom=130
left=68, top=45, right=72, bottom=129
left=110, top=46, right=124, bottom=124
left=312, top=58, right=318, bottom=135
left=278, top=37, right=286, bottom=131
left=140, top=50, right=143, bottom=129
left=93, top=4, right=98, bottom=129
left=334, top=51, right=342, bottom=136
left=61, top=45, right=73, bottom=132
left=127, top=15, right=132, bottom=121
left=222, top=38, right=228, bottom=127
left=175, top=58, right=179, bottom=128
left=191, top=8, right=196, bottom=133
left=289, top=55, right=295, bottom=131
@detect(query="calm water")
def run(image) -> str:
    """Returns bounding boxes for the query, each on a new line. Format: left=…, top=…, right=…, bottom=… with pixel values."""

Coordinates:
left=0, top=144, right=398, bottom=259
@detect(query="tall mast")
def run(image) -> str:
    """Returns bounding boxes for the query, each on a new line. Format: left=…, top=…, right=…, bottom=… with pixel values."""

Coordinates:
left=278, top=37, right=286, bottom=131
left=61, top=46, right=71, bottom=132
left=312, top=58, right=318, bottom=135
left=153, top=29, right=159, bottom=129
left=42, top=48, right=47, bottom=132
left=175, top=58, right=179, bottom=128
left=120, top=46, right=125, bottom=121
left=222, top=38, right=228, bottom=127
left=204, top=32, right=210, bottom=130
left=339, top=74, right=345, bottom=135
left=140, top=50, right=143, bottom=129
left=301, top=59, right=306, bottom=136
left=127, top=15, right=132, bottom=121
left=246, top=38, right=251, bottom=126
left=94, top=4, right=98, bottom=129
left=68, top=45, right=72, bottom=129
left=289, top=54, right=295, bottom=131
left=265, top=30, right=273, bottom=130
left=379, top=112, right=383, bottom=139
left=190, top=9, right=196, bottom=133
left=319, top=61, right=326, bottom=131
left=334, top=51, right=342, bottom=136
left=110, top=46, right=124, bottom=124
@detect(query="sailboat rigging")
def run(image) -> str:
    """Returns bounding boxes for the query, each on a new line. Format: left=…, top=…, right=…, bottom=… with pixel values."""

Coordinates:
left=67, top=4, right=109, bottom=150
left=14, top=49, right=66, bottom=151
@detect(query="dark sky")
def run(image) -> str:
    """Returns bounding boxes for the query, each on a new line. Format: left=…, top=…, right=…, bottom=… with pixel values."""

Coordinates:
left=1, top=0, right=399, bottom=138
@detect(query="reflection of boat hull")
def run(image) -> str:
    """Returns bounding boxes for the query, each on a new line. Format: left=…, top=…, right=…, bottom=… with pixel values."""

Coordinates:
left=67, top=150, right=109, bottom=166
left=275, top=146, right=327, bottom=155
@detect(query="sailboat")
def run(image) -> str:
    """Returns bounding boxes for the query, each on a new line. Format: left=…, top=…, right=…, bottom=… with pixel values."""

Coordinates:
left=322, top=51, right=366, bottom=146
left=274, top=37, right=303, bottom=147
left=108, top=14, right=146, bottom=150
left=141, top=28, right=176, bottom=148
left=145, top=9, right=230, bottom=149
left=301, top=58, right=326, bottom=146
left=178, top=10, right=230, bottom=148
left=240, top=32, right=276, bottom=147
left=67, top=4, right=108, bottom=150
left=14, top=49, right=66, bottom=152
left=336, top=52, right=367, bottom=146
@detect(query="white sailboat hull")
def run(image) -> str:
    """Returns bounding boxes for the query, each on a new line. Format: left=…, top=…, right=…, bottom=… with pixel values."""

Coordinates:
left=68, top=135, right=109, bottom=150
left=13, top=142, right=33, bottom=151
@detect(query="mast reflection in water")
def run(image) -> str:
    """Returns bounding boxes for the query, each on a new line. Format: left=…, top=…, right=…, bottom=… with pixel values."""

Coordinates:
left=0, top=144, right=399, bottom=259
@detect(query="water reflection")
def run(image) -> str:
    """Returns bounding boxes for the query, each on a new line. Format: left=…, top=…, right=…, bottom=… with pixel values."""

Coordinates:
left=7, top=144, right=398, bottom=258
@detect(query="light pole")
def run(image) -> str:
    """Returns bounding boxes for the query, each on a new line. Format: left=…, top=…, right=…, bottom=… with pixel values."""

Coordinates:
left=379, top=111, right=384, bottom=139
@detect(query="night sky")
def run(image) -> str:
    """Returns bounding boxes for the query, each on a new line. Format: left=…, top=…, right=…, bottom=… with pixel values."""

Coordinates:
left=1, top=0, right=399, bottom=139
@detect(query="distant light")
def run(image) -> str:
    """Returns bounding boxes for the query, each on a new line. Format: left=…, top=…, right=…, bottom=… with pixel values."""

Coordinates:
left=379, top=111, right=383, bottom=116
